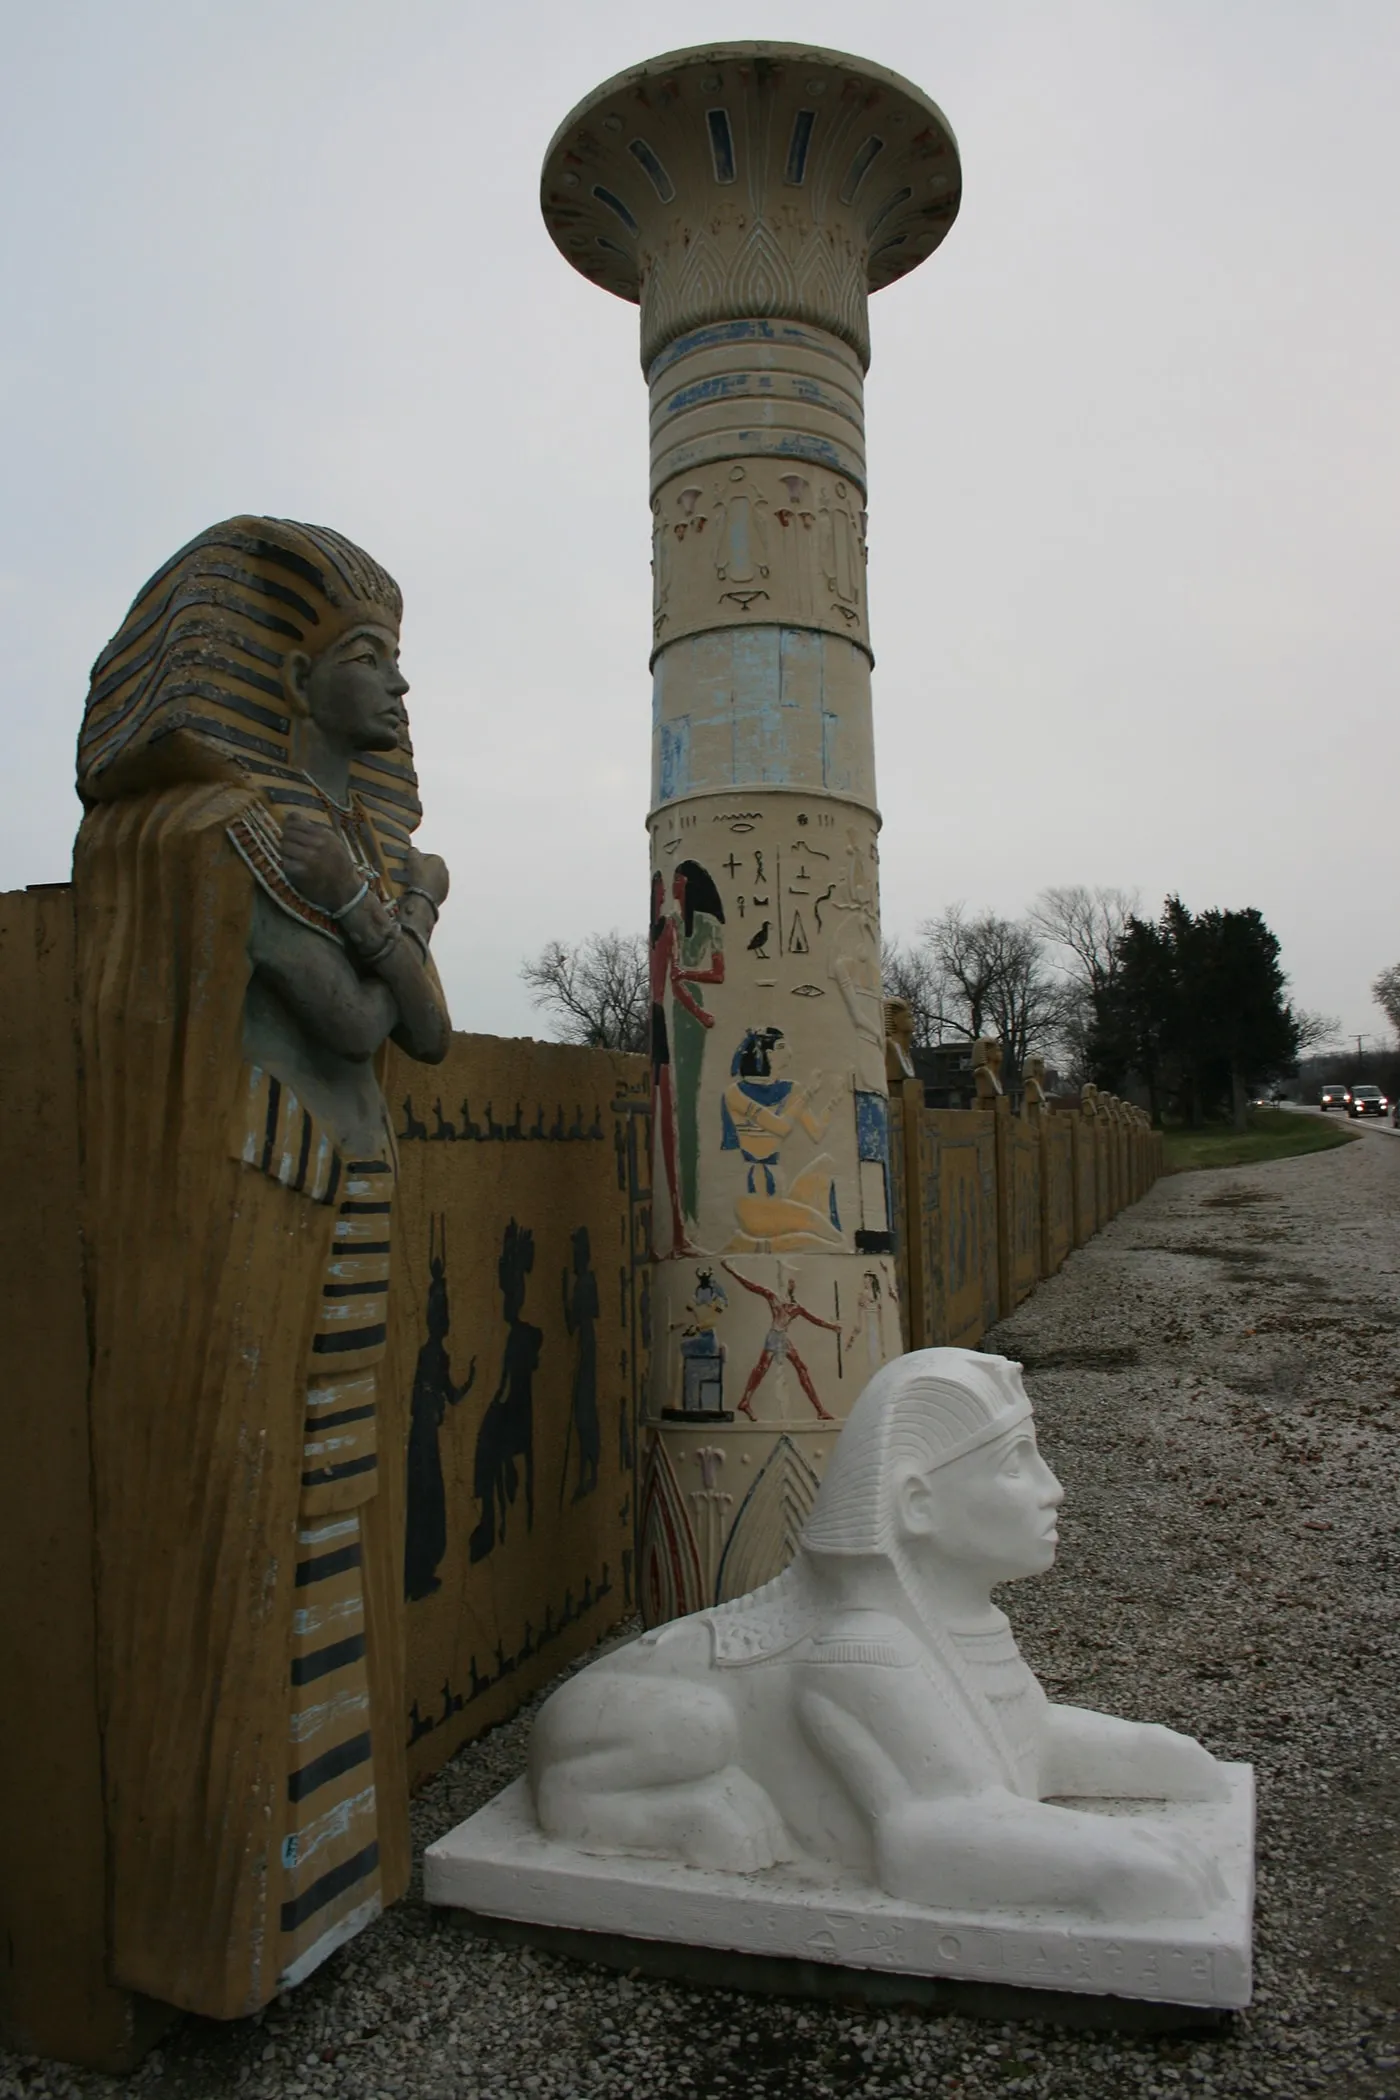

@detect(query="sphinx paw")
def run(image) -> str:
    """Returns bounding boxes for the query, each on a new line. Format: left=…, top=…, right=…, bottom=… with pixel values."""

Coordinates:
left=679, top=1769, right=793, bottom=1874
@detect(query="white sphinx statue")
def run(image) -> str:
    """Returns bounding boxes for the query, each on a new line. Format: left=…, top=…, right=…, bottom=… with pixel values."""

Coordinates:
left=427, top=1350, right=1253, bottom=2008
left=531, top=1349, right=1224, bottom=1921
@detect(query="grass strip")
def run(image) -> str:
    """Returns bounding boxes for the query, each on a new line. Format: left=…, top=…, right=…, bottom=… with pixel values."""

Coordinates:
left=1163, top=1107, right=1360, bottom=1173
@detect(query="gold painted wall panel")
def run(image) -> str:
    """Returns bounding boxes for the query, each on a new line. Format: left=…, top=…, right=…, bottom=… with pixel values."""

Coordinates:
left=1009, top=1120, right=1042, bottom=1308
left=1041, top=1119, right=1075, bottom=1277
left=387, top=1037, right=649, bottom=1786
left=925, top=1108, right=998, bottom=1349
left=1073, top=1116, right=1098, bottom=1245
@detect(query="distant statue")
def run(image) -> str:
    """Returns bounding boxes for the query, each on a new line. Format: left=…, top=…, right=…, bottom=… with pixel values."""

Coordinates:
left=531, top=1349, right=1228, bottom=1921
left=1081, top=1083, right=1100, bottom=1120
left=971, top=1037, right=1004, bottom=1103
left=1021, top=1054, right=1049, bottom=1123
left=884, top=997, right=917, bottom=1086
left=73, top=518, right=452, bottom=2016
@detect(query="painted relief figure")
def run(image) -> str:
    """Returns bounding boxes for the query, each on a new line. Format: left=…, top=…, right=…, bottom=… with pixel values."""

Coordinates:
left=560, top=1225, right=601, bottom=1504
left=649, top=869, right=723, bottom=1257
left=670, top=860, right=726, bottom=1226
left=720, top=1261, right=839, bottom=1422
left=405, top=1220, right=477, bottom=1602
left=671, top=1268, right=729, bottom=1417
left=847, top=1268, right=893, bottom=1372
left=825, top=829, right=885, bottom=1090
left=73, top=518, right=452, bottom=2017
left=721, top=1028, right=844, bottom=1254
left=469, top=1221, right=543, bottom=1563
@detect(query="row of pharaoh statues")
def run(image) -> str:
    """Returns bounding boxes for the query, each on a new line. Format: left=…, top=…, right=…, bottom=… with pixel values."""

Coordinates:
left=886, top=1005, right=1155, bottom=1133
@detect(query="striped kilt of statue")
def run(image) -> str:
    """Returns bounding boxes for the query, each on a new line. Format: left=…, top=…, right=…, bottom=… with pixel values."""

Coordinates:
left=280, top=1154, right=396, bottom=1985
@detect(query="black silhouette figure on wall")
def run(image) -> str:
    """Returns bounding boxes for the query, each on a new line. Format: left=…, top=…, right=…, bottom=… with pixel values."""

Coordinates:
left=404, top=1217, right=476, bottom=1601
left=401, top=1095, right=429, bottom=1142
left=469, top=1220, right=543, bottom=1562
left=560, top=1225, right=601, bottom=1505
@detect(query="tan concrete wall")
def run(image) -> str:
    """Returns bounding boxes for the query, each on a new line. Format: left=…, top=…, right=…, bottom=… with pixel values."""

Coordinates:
left=0, top=888, right=164, bottom=2069
left=887, top=1096, right=1164, bottom=1357
left=0, top=905, right=649, bottom=2058
left=1072, top=1116, right=1099, bottom=1245
left=1008, top=1117, right=1043, bottom=1310
left=1041, top=1117, right=1076, bottom=1278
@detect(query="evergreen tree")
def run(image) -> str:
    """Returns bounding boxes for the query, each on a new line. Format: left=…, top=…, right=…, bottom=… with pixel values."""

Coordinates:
left=1090, top=898, right=1301, bottom=1128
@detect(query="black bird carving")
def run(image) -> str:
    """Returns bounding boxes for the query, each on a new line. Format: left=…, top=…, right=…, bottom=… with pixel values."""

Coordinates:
left=746, top=920, right=771, bottom=958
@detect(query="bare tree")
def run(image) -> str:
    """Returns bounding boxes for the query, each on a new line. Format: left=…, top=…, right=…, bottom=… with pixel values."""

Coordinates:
left=1029, top=886, right=1139, bottom=1084
left=1029, top=885, right=1139, bottom=994
left=915, top=906, right=1066, bottom=1085
left=521, top=930, right=649, bottom=1052
left=1373, top=964, right=1400, bottom=1037
left=881, top=939, right=948, bottom=1048
left=1294, top=1008, right=1342, bottom=1053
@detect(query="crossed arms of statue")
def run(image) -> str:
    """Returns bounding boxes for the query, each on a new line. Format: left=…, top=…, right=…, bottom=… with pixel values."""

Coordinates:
left=249, top=814, right=451, bottom=1064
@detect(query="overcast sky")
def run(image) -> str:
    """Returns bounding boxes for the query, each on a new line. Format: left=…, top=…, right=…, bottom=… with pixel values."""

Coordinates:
left=3, top=1, right=1396, bottom=1052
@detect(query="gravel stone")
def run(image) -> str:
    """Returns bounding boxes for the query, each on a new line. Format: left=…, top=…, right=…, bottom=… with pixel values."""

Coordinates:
left=3, top=1128, right=1398, bottom=2098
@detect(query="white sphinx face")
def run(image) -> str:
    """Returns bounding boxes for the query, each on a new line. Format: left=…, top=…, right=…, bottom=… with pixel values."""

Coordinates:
left=895, top=1394, right=1064, bottom=1594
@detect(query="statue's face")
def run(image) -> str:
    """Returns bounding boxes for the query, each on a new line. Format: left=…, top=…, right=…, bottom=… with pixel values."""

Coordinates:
left=898, top=1413, right=1063, bottom=1591
left=294, top=621, right=408, bottom=754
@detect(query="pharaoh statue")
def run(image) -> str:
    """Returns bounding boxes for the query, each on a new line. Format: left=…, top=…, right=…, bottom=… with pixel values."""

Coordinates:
left=884, top=996, right=918, bottom=1087
left=971, top=1036, right=1005, bottom=1104
left=1081, top=1082, right=1101, bottom=1119
left=1021, top=1054, right=1049, bottom=1122
left=531, top=1350, right=1228, bottom=1922
left=73, top=518, right=452, bottom=2017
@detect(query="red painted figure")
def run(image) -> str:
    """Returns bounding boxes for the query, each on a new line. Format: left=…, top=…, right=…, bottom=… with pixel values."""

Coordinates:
left=720, top=1260, right=839, bottom=1421
left=649, top=869, right=723, bottom=1256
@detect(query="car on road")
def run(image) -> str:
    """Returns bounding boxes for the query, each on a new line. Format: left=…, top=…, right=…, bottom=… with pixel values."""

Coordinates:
left=1347, top=1084, right=1390, bottom=1119
left=1319, top=1083, right=1349, bottom=1111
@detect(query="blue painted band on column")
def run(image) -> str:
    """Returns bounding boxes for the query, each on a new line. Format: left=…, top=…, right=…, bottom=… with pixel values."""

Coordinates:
left=648, top=316, right=867, bottom=489
left=646, top=317, right=862, bottom=386
left=653, top=424, right=866, bottom=487
left=650, top=626, right=876, bottom=809
left=654, top=369, right=865, bottom=435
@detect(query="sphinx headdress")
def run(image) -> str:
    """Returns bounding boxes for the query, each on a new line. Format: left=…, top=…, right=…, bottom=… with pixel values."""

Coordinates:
left=802, top=1349, right=1033, bottom=1560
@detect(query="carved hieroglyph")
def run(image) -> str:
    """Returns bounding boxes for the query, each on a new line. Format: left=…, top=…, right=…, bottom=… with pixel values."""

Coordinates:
left=542, top=45, right=962, bottom=1617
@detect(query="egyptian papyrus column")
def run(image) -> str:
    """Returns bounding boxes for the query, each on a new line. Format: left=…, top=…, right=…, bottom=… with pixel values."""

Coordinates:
left=541, top=44, right=961, bottom=1620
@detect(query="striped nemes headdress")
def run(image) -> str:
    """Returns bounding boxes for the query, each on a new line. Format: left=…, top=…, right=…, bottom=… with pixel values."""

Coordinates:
left=76, top=516, right=421, bottom=865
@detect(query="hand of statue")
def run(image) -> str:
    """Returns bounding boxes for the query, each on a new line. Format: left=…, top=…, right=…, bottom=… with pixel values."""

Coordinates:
left=279, top=811, right=363, bottom=912
left=403, top=845, right=450, bottom=909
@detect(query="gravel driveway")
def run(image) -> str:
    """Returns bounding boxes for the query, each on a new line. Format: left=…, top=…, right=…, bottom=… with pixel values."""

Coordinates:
left=5, top=1127, right=1399, bottom=2100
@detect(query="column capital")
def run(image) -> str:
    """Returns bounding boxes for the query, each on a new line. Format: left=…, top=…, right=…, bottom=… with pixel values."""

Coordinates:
left=541, top=42, right=961, bottom=371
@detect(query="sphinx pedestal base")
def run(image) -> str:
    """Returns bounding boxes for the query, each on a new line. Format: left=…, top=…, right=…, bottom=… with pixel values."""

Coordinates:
left=424, top=1769, right=1254, bottom=2026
